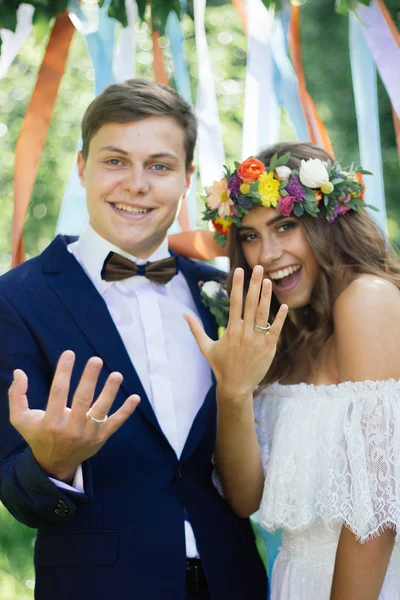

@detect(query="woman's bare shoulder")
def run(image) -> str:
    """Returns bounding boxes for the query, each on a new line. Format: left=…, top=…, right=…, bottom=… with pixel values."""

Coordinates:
left=332, top=274, right=400, bottom=381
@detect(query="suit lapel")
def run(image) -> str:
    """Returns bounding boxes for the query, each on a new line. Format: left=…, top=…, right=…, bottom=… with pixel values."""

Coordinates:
left=40, top=237, right=168, bottom=444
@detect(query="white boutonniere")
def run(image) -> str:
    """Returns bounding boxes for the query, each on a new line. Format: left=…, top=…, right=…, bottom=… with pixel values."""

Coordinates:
left=199, top=280, right=230, bottom=338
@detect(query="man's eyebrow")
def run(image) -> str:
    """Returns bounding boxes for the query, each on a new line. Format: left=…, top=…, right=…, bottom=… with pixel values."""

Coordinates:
left=148, top=152, right=179, bottom=161
left=240, top=215, right=287, bottom=231
left=98, top=146, right=129, bottom=155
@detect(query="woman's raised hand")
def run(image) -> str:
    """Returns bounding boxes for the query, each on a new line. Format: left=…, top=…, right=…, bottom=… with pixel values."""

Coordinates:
left=185, top=266, right=288, bottom=401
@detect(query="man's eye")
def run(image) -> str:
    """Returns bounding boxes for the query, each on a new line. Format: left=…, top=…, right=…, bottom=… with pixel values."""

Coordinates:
left=150, top=164, right=169, bottom=172
left=106, top=159, right=122, bottom=166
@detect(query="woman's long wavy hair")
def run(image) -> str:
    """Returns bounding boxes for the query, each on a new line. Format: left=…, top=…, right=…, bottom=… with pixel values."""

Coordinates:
left=227, top=141, right=400, bottom=385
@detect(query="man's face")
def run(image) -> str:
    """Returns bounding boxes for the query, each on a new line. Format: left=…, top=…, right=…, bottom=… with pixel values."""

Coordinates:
left=78, top=116, right=194, bottom=258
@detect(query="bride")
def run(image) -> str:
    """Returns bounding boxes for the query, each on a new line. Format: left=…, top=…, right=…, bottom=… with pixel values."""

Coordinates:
left=185, top=142, right=400, bottom=599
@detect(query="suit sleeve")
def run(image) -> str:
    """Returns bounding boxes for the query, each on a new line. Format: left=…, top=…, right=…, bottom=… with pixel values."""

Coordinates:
left=0, top=293, right=92, bottom=528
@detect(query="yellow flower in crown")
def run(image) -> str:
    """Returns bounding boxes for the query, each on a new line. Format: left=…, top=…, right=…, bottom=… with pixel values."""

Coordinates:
left=258, top=171, right=280, bottom=208
left=212, top=216, right=232, bottom=235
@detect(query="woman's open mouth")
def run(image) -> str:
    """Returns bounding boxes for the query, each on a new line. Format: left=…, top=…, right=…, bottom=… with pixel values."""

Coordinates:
left=268, top=264, right=302, bottom=293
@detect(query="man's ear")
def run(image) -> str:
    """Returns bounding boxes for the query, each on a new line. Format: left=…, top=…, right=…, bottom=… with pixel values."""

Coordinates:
left=185, top=162, right=196, bottom=191
left=77, top=151, right=86, bottom=187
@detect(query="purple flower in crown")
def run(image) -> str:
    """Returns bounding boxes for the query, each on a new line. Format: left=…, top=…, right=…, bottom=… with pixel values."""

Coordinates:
left=227, top=174, right=242, bottom=197
left=328, top=201, right=351, bottom=224
left=285, top=176, right=306, bottom=201
left=237, top=195, right=254, bottom=211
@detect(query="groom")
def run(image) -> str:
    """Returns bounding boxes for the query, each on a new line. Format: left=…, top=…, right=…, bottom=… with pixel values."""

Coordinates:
left=0, top=79, right=267, bottom=599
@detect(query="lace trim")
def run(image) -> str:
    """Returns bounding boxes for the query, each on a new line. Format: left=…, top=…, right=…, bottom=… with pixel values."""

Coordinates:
left=257, top=380, right=400, bottom=543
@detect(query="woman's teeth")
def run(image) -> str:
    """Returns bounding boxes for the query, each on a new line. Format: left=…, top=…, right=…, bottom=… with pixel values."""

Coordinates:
left=114, top=203, right=151, bottom=214
left=269, top=265, right=301, bottom=281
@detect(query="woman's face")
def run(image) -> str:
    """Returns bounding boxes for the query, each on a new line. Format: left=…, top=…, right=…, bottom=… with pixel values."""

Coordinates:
left=240, top=206, right=320, bottom=309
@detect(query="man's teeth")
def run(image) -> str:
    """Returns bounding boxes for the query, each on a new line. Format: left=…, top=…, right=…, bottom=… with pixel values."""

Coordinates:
left=114, top=203, right=150, bottom=214
left=269, top=265, right=301, bottom=280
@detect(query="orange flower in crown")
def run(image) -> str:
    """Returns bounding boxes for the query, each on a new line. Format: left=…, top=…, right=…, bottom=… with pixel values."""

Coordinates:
left=355, top=172, right=365, bottom=200
left=236, top=157, right=265, bottom=183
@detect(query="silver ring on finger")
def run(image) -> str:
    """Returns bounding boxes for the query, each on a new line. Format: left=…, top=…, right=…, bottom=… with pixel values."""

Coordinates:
left=254, top=322, right=271, bottom=334
left=87, top=410, right=108, bottom=425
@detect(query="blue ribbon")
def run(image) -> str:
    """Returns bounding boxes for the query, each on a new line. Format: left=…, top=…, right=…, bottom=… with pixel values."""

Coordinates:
left=57, top=0, right=118, bottom=235
left=349, top=13, right=387, bottom=233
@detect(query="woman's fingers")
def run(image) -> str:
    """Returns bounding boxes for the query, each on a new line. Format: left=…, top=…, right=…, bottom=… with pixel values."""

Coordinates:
left=254, top=278, right=272, bottom=330
left=46, top=351, right=76, bottom=422
left=268, top=304, right=288, bottom=341
left=243, top=266, right=264, bottom=333
left=184, top=313, right=212, bottom=356
left=227, top=268, right=244, bottom=332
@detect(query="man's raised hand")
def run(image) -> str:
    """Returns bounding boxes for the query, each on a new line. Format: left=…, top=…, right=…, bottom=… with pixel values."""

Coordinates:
left=8, top=350, right=140, bottom=483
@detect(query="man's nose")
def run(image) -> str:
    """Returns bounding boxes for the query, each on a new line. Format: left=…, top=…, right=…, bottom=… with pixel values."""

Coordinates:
left=122, top=168, right=150, bottom=194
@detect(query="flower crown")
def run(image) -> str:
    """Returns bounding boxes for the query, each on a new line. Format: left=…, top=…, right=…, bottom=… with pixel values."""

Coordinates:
left=202, top=153, right=373, bottom=247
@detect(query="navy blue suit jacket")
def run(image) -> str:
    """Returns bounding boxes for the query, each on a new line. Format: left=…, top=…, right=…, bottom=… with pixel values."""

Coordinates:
left=0, top=236, right=267, bottom=600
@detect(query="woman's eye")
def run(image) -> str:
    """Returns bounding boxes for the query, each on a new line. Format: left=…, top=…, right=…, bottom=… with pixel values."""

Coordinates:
left=277, top=221, right=296, bottom=233
left=239, top=233, right=258, bottom=244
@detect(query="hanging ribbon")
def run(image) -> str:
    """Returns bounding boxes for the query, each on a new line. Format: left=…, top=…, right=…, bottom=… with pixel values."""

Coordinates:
left=242, top=0, right=279, bottom=158
left=57, top=0, right=138, bottom=236
left=349, top=12, right=387, bottom=232
left=152, top=29, right=169, bottom=85
left=270, top=10, right=309, bottom=142
left=289, top=6, right=333, bottom=156
left=0, top=3, right=34, bottom=79
left=356, top=0, right=400, bottom=120
left=193, top=0, right=226, bottom=187
left=165, top=2, right=196, bottom=234
left=12, top=11, right=75, bottom=267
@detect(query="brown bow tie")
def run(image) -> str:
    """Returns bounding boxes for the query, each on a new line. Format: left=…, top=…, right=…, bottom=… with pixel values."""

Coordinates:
left=101, top=252, right=178, bottom=284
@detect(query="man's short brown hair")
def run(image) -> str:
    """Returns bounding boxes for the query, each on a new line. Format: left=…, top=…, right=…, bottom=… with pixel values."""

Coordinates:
left=81, top=78, right=197, bottom=170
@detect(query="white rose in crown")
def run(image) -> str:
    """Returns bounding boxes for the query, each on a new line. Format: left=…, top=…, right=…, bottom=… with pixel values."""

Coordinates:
left=201, top=280, right=223, bottom=298
left=299, top=158, right=329, bottom=188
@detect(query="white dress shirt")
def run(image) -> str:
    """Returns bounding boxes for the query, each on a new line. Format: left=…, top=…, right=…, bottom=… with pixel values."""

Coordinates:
left=58, top=225, right=213, bottom=557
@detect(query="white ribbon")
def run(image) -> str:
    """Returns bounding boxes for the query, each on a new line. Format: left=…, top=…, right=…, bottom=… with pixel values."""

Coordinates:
left=242, top=0, right=279, bottom=158
left=193, top=0, right=225, bottom=187
left=0, top=3, right=34, bottom=79
left=113, top=0, right=137, bottom=82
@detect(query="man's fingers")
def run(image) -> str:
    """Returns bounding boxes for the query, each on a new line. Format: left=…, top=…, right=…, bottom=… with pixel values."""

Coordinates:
left=70, top=357, right=103, bottom=423
left=46, top=351, right=75, bottom=421
left=8, top=369, right=29, bottom=425
left=184, top=313, right=212, bottom=356
left=86, top=371, right=123, bottom=424
left=103, top=394, right=140, bottom=437
left=227, top=268, right=244, bottom=332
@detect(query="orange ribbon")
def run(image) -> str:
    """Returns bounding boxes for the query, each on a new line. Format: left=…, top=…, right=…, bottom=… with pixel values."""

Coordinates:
left=289, top=6, right=334, bottom=157
left=12, top=11, right=75, bottom=267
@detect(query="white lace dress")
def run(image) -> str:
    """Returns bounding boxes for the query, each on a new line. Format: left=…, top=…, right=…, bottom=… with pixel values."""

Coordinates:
left=254, top=380, right=400, bottom=600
